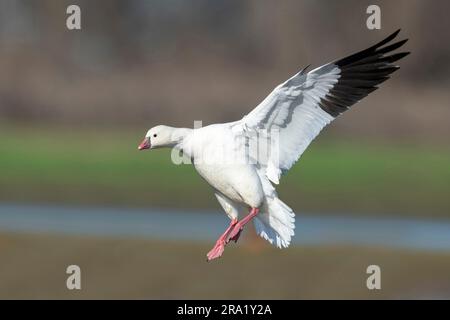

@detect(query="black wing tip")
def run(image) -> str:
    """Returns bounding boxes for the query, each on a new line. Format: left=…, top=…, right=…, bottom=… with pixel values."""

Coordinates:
left=381, top=29, right=401, bottom=44
left=394, top=38, right=409, bottom=47
left=392, top=38, right=409, bottom=50
left=335, top=30, right=409, bottom=68
left=368, top=29, right=402, bottom=51
left=386, top=29, right=403, bottom=42
left=388, top=51, right=411, bottom=63
left=392, top=29, right=401, bottom=38
left=300, top=64, right=311, bottom=75
left=318, top=30, right=409, bottom=118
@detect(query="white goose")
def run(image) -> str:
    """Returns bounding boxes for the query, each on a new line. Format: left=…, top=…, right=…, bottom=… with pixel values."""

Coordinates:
left=138, top=30, right=409, bottom=261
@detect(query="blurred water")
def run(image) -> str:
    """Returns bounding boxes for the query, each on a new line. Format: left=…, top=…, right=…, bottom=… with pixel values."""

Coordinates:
left=0, top=204, right=450, bottom=252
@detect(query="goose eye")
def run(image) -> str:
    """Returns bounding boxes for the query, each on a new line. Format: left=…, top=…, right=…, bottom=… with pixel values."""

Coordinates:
left=153, top=134, right=157, bottom=138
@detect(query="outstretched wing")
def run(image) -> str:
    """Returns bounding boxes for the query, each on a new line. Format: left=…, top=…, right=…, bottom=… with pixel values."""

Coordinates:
left=236, top=29, right=410, bottom=184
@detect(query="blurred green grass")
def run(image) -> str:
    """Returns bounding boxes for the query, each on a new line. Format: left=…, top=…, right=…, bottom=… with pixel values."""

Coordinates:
left=1, top=125, right=450, bottom=217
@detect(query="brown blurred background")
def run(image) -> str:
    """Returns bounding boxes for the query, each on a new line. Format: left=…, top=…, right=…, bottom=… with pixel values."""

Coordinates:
left=0, top=0, right=449, bottom=139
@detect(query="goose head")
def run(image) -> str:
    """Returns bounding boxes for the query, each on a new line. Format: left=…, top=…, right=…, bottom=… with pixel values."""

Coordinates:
left=138, top=125, right=177, bottom=150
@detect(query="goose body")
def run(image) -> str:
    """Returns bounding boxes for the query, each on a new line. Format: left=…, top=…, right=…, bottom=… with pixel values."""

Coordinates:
left=185, top=123, right=265, bottom=209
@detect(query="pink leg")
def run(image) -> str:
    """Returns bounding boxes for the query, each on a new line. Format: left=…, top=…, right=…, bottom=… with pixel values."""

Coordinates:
left=207, top=219, right=238, bottom=261
left=227, top=208, right=259, bottom=242
left=228, top=228, right=242, bottom=243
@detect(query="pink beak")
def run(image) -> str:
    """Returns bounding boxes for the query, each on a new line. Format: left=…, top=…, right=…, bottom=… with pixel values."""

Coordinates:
left=138, top=138, right=151, bottom=150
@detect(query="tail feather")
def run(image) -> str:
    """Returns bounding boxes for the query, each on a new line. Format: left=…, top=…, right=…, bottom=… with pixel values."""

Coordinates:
left=253, top=197, right=295, bottom=248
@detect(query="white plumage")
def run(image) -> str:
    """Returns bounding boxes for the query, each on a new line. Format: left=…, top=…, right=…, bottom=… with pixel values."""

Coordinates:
left=138, top=30, right=410, bottom=260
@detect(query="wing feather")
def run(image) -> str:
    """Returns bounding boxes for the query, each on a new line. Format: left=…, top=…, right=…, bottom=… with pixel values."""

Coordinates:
left=236, top=30, right=410, bottom=184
